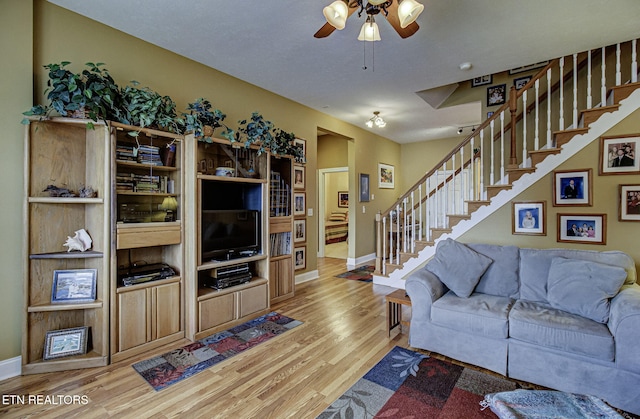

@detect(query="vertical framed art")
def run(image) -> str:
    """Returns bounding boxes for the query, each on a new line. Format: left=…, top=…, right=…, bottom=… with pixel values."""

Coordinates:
left=378, top=163, right=395, bottom=189
left=359, top=173, right=370, bottom=202
left=619, top=184, right=640, bottom=221
left=553, top=169, right=592, bottom=206
left=512, top=201, right=546, bottom=236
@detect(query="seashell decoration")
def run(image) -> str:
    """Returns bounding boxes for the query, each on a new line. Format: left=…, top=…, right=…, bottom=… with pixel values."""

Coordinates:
left=63, top=229, right=93, bottom=252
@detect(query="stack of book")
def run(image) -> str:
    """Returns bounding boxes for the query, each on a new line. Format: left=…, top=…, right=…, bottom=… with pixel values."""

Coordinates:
left=115, top=143, right=136, bottom=162
left=270, top=232, right=291, bottom=257
left=137, top=145, right=163, bottom=166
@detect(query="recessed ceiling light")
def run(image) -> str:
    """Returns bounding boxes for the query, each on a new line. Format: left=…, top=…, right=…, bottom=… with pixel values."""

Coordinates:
left=459, top=62, right=472, bottom=71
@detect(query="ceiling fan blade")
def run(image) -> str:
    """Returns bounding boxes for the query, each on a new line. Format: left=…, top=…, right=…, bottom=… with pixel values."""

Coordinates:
left=314, top=3, right=360, bottom=38
left=385, top=0, right=420, bottom=38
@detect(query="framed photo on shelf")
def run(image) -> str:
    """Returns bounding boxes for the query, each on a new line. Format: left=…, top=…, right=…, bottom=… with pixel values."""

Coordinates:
left=619, top=184, right=640, bottom=221
left=294, top=192, right=306, bottom=216
left=471, top=75, right=492, bottom=87
left=557, top=213, right=607, bottom=245
left=359, top=173, right=370, bottom=202
left=487, top=84, right=506, bottom=106
left=294, top=138, right=306, bottom=160
left=338, top=191, right=349, bottom=208
left=599, top=135, right=640, bottom=175
left=294, top=165, right=305, bottom=189
left=512, top=201, right=546, bottom=236
left=43, top=326, right=89, bottom=360
left=294, top=246, right=306, bottom=270
left=553, top=169, right=592, bottom=206
left=378, top=163, right=395, bottom=189
left=51, top=269, right=97, bottom=303
left=514, top=76, right=532, bottom=89
left=294, top=219, right=306, bottom=243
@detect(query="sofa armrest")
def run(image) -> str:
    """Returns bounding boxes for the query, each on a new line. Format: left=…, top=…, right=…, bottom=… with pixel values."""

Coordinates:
left=405, top=268, right=447, bottom=320
left=608, top=284, right=640, bottom=374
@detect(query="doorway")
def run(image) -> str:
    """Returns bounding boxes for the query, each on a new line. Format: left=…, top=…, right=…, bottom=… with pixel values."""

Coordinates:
left=318, top=167, right=349, bottom=259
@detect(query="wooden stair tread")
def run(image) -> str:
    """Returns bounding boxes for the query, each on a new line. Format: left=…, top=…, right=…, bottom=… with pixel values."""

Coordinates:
left=466, top=200, right=490, bottom=204
left=529, top=147, right=561, bottom=155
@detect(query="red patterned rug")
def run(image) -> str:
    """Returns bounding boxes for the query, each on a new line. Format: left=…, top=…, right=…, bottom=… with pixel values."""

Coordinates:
left=319, top=346, right=519, bottom=418
left=335, top=265, right=374, bottom=282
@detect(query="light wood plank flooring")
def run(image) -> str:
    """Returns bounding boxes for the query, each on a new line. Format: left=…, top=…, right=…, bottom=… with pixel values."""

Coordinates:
left=0, top=258, right=408, bottom=418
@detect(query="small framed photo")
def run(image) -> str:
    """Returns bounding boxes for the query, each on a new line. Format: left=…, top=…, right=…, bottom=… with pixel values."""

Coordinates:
left=514, top=76, right=532, bottom=89
left=338, top=191, right=349, bottom=208
left=294, top=219, right=306, bottom=243
left=512, top=201, right=546, bottom=236
left=43, top=326, right=89, bottom=360
left=487, top=84, right=506, bottom=106
left=51, top=269, right=97, bottom=303
left=553, top=169, right=592, bottom=206
left=294, top=165, right=305, bottom=189
left=294, top=138, right=306, bottom=159
left=599, top=135, right=640, bottom=175
left=378, top=163, right=395, bottom=189
left=619, top=184, right=640, bottom=221
left=471, top=75, right=492, bottom=87
left=294, top=246, right=306, bottom=270
left=294, top=192, right=306, bottom=216
left=557, top=213, right=607, bottom=245
left=359, top=173, right=370, bottom=202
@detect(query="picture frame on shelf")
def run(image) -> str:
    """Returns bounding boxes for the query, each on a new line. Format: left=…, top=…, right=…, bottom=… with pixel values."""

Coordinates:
left=43, top=326, right=89, bottom=360
left=294, top=165, right=305, bottom=190
left=619, top=184, right=640, bottom=221
left=514, top=76, right=532, bottom=89
left=294, top=138, right=306, bottom=159
left=294, top=219, right=306, bottom=243
left=51, top=269, right=97, bottom=303
left=512, top=201, right=546, bottom=236
left=487, top=84, right=507, bottom=106
left=378, top=163, right=395, bottom=189
left=359, top=173, right=370, bottom=202
left=294, top=246, right=306, bottom=270
left=471, top=75, right=492, bottom=87
left=553, top=169, right=592, bottom=206
left=557, top=213, right=606, bottom=245
left=294, top=192, right=306, bottom=216
left=599, top=135, right=640, bottom=175
left=338, top=191, right=349, bottom=208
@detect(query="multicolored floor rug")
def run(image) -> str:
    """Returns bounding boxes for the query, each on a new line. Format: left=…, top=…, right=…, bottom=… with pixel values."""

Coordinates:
left=319, top=346, right=520, bottom=418
left=132, top=312, right=302, bottom=391
left=335, top=265, right=374, bottom=282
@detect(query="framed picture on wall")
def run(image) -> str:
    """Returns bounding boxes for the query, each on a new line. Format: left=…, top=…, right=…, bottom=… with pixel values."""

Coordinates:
left=553, top=169, right=592, bottom=206
left=557, top=213, right=607, bottom=245
left=487, top=84, right=506, bottom=106
left=471, top=75, right=492, bottom=87
left=378, top=163, right=395, bottom=189
left=294, top=192, right=306, bottom=216
left=514, top=76, right=532, bottom=89
left=294, top=219, right=306, bottom=243
left=338, top=191, right=349, bottom=208
left=512, top=201, right=546, bottom=236
left=294, top=246, right=306, bottom=270
left=619, top=184, right=640, bottom=221
left=294, top=138, right=306, bottom=160
left=294, top=165, right=305, bottom=189
left=599, top=135, right=640, bottom=175
left=359, top=173, right=370, bottom=202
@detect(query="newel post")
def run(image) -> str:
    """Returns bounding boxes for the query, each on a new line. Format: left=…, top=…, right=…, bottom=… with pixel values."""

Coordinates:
left=375, top=211, right=382, bottom=275
left=508, top=85, right=519, bottom=168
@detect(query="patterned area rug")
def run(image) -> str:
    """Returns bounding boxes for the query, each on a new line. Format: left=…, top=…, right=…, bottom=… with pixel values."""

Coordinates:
left=335, top=265, right=374, bottom=282
left=319, top=346, right=520, bottom=418
left=132, top=312, right=302, bottom=391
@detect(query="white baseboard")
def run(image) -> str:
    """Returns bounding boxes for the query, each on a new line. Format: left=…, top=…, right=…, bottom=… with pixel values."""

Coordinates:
left=0, top=356, right=21, bottom=381
left=296, top=269, right=319, bottom=284
left=346, top=253, right=376, bottom=268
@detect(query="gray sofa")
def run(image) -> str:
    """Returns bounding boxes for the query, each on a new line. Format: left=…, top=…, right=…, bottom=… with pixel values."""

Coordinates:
left=405, top=238, right=640, bottom=414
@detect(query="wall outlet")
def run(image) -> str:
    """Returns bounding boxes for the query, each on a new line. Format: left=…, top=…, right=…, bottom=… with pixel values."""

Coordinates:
left=371, top=194, right=375, bottom=200
left=362, top=206, right=366, bottom=213
left=307, top=208, right=313, bottom=216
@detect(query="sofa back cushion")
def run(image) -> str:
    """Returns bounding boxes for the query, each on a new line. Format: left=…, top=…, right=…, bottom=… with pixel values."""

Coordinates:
left=519, top=248, right=636, bottom=303
left=467, top=243, right=520, bottom=298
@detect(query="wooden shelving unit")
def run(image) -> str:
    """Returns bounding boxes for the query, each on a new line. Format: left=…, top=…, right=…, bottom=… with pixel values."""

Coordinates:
left=22, top=118, right=111, bottom=374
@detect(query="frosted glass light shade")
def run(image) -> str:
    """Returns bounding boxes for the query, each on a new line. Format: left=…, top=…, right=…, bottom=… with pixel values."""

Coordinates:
left=398, top=0, right=424, bottom=28
left=368, top=0, right=388, bottom=5
left=323, top=1, right=349, bottom=30
left=357, top=18, right=381, bottom=41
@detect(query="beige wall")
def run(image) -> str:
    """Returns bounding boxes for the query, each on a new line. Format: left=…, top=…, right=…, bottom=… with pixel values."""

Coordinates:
left=325, top=172, right=349, bottom=216
left=318, top=134, right=349, bottom=169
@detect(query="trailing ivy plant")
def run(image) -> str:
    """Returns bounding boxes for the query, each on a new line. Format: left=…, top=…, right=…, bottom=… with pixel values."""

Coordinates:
left=118, top=81, right=181, bottom=136
left=236, top=112, right=275, bottom=155
left=182, top=98, right=235, bottom=142
left=82, top=62, right=121, bottom=122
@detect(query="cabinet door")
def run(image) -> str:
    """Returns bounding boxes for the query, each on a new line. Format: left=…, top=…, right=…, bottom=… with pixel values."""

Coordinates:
left=154, top=282, right=181, bottom=340
left=199, top=293, right=235, bottom=331
left=240, top=283, right=268, bottom=318
left=277, top=259, right=293, bottom=297
left=118, top=288, right=149, bottom=352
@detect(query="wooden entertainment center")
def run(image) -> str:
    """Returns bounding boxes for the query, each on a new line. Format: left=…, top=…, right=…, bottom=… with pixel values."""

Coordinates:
left=22, top=118, right=297, bottom=373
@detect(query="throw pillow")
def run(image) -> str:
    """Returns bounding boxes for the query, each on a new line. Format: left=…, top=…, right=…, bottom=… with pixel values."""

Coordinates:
left=328, top=211, right=347, bottom=222
left=546, top=257, right=628, bottom=323
left=425, top=238, right=493, bottom=298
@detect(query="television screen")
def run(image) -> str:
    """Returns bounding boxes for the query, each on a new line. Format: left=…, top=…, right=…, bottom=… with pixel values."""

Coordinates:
left=201, top=209, right=261, bottom=261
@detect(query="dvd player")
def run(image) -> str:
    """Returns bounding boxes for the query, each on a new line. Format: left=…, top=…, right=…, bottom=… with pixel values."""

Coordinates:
left=203, top=272, right=252, bottom=289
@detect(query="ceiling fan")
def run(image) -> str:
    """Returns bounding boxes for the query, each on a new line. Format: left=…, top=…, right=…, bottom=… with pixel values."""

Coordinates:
left=314, top=0, right=424, bottom=40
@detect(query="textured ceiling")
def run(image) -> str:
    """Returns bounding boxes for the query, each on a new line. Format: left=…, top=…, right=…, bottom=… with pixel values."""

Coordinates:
left=50, top=0, right=640, bottom=143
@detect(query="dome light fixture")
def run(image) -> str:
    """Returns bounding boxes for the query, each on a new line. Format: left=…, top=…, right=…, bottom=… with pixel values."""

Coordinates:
left=366, top=111, right=386, bottom=128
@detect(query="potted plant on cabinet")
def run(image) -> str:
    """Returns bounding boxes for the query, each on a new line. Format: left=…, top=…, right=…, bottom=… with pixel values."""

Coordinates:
left=236, top=112, right=275, bottom=155
left=182, top=98, right=235, bottom=142
left=118, top=81, right=181, bottom=135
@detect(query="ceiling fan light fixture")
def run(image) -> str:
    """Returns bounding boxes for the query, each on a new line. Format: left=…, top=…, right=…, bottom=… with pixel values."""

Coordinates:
left=397, top=0, right=424, bottom=28
left=367, top=111, right=386, bottom=128
left=357, top=16, right=381, bottom=41
left=368, top=0, right=389, bottom=5
left=323, top=0, right=349, bottom=30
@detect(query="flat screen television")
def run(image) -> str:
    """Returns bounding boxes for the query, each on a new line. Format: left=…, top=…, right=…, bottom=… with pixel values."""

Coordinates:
left=201, top=209, right=261, bottom=262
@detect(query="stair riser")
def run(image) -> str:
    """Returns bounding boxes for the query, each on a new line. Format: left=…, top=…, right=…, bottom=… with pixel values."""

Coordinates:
left=611, top=82, right=640, bottom=104
left=431, top=229, right=451, bottom=241
left=486, top=186, right=512, bottom=200
left=507, top=169, right=535, bottom=183
left=555, top=129, right=588, bottom=148
left=580, top=106, right=618, bottom=128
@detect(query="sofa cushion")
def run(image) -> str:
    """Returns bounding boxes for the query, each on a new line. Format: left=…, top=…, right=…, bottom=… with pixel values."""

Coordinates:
left=431, top=291, right=514, bottom=338
left=509, top=300, right=614, bottom=361
left=426, top=239, right=493, bottom=298
left=467, top=243, right=520, bottom=299
left=547, top=257, right=627, bottom=323
left=519, top=248, right=636, bottom=303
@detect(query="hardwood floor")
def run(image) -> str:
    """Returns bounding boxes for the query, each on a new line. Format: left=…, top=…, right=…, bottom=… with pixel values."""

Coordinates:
left=0, top=258, right=408, bottom=418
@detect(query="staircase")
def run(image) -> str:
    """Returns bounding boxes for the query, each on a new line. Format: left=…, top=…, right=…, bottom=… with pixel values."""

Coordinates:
left=374, top=39, right=640, bottom=289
